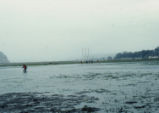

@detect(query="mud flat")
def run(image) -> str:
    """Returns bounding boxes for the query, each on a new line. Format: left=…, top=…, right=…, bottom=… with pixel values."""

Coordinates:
left=1, top=62, right=159, bottom=113
left=0, top=92, right=99, bottom=113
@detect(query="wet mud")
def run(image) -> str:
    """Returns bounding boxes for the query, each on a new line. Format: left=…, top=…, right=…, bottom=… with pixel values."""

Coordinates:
left=1, top=63, right=159, bottom=113
left=0, top=92, right=99, bottom=113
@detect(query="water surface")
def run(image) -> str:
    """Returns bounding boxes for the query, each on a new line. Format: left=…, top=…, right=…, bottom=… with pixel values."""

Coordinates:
left=0, top=62, right=159, bottom=112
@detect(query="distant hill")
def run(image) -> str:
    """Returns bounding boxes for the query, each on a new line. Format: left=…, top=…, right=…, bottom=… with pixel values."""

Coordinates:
left=114, top=47, right=159, bottom=60
left=0, top=52, right=9, bottom=63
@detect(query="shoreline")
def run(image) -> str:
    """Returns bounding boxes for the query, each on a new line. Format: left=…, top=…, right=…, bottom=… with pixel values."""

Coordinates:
left=0, top=58, right=159, bottom=67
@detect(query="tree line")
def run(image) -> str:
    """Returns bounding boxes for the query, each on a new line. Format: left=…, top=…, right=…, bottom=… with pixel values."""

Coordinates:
left=113, top=47, right=159, bottom=60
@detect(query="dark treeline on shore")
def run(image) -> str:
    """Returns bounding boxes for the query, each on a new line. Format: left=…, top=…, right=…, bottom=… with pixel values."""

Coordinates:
left=113, top=47, right=159, bottom=60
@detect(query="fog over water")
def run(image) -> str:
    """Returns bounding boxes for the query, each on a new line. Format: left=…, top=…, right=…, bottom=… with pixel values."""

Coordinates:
left=0, top=0, right=159, bottom=62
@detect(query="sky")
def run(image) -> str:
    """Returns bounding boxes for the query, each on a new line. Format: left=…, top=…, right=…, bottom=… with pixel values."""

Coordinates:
left=0, top=0, right=159, bottom=62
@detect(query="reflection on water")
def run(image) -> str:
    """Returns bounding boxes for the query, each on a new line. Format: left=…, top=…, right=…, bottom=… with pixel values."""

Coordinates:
left=0, top=62, right=159, bottom=112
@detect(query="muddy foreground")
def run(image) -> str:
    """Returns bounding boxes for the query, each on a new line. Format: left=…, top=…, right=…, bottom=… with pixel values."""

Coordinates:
left=0, top=92, right=100, bottom=113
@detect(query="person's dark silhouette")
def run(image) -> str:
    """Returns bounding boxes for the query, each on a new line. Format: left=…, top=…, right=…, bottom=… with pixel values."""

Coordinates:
left=23, top=64, right=27, bottom=73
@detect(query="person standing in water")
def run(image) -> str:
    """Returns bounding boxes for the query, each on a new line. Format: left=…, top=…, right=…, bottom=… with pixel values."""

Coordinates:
left=22, top=64, right=27, bottom=73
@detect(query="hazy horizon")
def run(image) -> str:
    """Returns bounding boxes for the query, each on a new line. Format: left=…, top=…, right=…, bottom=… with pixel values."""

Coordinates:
left=0, top=0, right=159, bottom=62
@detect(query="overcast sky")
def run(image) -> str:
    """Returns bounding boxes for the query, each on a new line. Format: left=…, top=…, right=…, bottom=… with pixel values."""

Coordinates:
left=0, top=0, right=159, bottom=62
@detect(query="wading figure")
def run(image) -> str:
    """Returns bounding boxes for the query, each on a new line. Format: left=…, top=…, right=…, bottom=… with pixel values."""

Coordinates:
left=23, top=64, right=27, bottom=73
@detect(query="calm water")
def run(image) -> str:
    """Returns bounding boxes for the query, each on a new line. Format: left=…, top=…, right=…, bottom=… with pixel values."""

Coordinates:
left=0, top=62, right=159, bottom=112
